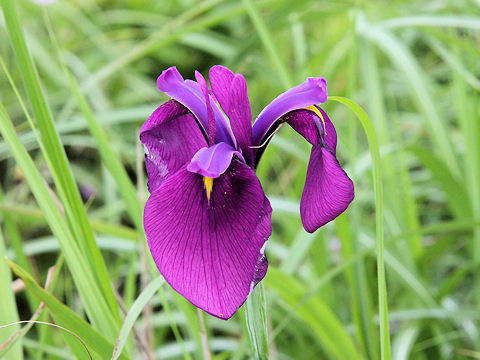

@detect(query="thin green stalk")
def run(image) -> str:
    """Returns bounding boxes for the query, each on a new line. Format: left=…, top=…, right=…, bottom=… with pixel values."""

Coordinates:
left=450, top=40, right=480, bottom=328
left=243, top=283, right=269, bottom=360
left=0, top=230, right=22, bottom=360
left=328, top=96, right=391, bottom=360
left=345, top=29, right=378, bottom=360
left=0, top=186, right=38, bottom=312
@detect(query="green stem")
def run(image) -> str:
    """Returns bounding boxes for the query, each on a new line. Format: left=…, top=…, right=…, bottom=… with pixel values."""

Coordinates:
left=243, top=283, right=269, bottom=360
left=328, top=96, right=391, bottom=360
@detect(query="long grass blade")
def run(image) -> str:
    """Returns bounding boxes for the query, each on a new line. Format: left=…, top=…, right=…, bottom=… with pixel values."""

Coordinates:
left=0, top=0, right=120, bottom=329
left=7, top=260, right=129, bottom=360
left=0, top=104, right=119, bottom=341
left=0, top=232, right=22, bottom=360
left=328, top=96, right=391, bottom=360
left=111, top=277, right=164, bottom=360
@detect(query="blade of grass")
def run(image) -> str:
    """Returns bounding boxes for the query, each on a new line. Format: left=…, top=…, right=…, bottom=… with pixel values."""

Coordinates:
left=266, top=267, right=360, bottom=359
left=336, top=213, right=377, bottom=359
left=1, top=0, right=120, bottom=328
left=242, top=283, right=269, bottom=360
left=111, top=277, right=164, bottom=360
left=378, top=15, right=480, bottom=30
left=357, top=17, right=460, bottom=178
left=328, top=96, right=391, bottom=360
left=0, top=104, right=119, bottom=342
left=43, top=9, right=143, bottom=231
left=346, top=29, right=379, bottom=360
left=0, top=233, right=22, bottom=360
left=450, top=37, right=480, bottom=337
left=7, top=260, right=129, bottom=360
left=0, top=186, right=38, bottom=311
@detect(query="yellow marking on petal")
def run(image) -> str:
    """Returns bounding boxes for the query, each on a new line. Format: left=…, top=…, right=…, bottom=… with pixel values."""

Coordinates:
left=220, top=313, right=224, bottom=317
left=203, top=176, right=214, bottom=203
left=305, top=105, right=327, bottom=135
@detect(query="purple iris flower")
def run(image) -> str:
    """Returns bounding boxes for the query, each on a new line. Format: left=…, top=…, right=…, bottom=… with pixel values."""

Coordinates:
left=140, top=65, right=354, bottom=319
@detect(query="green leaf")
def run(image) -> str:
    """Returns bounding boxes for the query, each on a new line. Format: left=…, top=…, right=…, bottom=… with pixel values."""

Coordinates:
left=328, top=96, right=391, bottom=360
left=0, top=104, right=119, bottom=342
left=266, top=267, right=360, bottom=359
left=111, top=277, right=164, bottom=360
left=0, top=0, right=120, bottom=330
left=0, top=237, right=22, bottom=360
left=242, top=283, right=269, bottom=360
left=7, top=260, right=129, bottom=360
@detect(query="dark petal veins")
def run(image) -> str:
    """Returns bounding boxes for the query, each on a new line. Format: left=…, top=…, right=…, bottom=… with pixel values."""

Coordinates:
left=300, top=146, right=354, bottom=233
left=140, top=100, right=207, bottom=192
left=143, top=160, right=272, bottom=319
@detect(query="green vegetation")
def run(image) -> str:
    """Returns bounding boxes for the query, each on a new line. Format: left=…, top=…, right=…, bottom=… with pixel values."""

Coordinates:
left=0, top=0, right=479, bottom=359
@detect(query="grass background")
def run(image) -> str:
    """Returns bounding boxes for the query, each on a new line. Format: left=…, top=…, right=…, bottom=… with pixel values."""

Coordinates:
left=0, top=0, right=479, bottom=359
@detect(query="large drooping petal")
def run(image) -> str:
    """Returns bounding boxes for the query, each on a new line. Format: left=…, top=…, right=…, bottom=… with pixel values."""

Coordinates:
left=252, top=77, right=327, bottom=145
left=300, top=146, right=354, bottom=233
left=209, top=66, right=254, bottom=166
left=140, top=100, right=207, bottom=192
left=187, top=142, right=244, bottom=178
left=144, top=160, right=272, bottom=319
left=156, top=67, right=236, bottom=146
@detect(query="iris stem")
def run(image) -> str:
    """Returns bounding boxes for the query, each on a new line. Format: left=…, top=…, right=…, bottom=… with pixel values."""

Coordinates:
left=243, top=283, right=269, bottom=359
left=328, top=96, right=392, bottom=360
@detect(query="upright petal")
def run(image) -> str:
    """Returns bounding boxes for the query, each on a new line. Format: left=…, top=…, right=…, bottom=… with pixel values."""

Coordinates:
left=195, top=71, right=216, bottom=145
left=252, top=77, right=327, bottom=145
left=209, top=65, right=234, bottom=115
left=157, top=67, right=236, bottom=146
left=300, top=146, right=354, bottom=233
left=144, top=160, right=272, bottom=319
left=140, top=100, right=207, bottom=192
left=210, top=66, right=254, bottom=166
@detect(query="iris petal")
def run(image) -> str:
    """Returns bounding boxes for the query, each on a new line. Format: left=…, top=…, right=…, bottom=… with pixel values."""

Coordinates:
left=156, top=67, right=236, bottom=146
left=140, top=100, right=207, bottom=192
left=252, top=77, right=327, bottom=145
left=300, top=146, right=354, bottom=232
left=285, top=106, right=337, bottom=153
left=187, top=142, right=244, bottom=178
left=144, top=160, right=272, bottom=319
left=210, top=66, right=254, bottom=166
